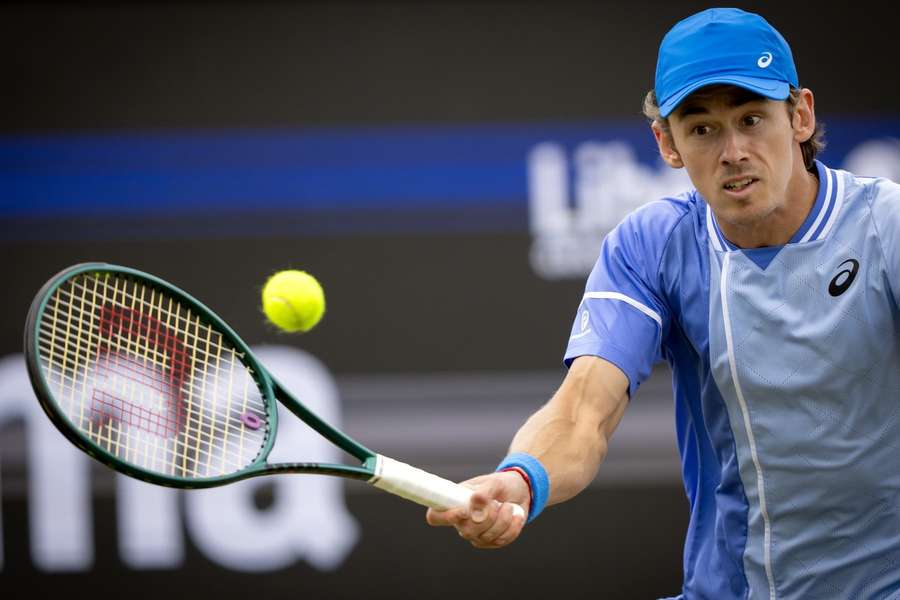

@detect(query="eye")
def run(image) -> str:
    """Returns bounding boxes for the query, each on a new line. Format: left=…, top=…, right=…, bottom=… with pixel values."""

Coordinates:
left=742, top=114, right=762, bottom=127
left=692, top=124, right=711, bottom=136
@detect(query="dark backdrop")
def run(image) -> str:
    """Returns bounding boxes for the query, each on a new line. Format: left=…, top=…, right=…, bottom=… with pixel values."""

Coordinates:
left=1, top=3, right=898, bottom=599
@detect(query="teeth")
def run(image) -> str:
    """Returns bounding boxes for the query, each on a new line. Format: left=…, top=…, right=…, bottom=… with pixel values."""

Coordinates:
left=725, top=177, right=754, bottom=190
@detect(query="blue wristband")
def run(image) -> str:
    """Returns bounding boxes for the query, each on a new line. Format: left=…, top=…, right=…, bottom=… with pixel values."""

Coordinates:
left=496, top=452, right=549, bottom=523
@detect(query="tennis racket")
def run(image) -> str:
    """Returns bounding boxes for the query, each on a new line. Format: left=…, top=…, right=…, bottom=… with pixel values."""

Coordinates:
left=24, top=262, right=524, bottom=518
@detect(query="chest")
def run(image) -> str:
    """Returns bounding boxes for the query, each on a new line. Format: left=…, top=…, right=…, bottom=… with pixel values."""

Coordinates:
left=717, top=242, right=893, bottom=391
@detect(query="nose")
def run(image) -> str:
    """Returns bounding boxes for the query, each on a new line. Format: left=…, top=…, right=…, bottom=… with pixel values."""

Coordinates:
left=719, top=128, right=750, bottom=166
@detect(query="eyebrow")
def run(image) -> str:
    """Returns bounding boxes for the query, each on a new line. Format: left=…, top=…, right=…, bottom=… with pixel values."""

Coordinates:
left=675, top=90, right=768, bottom=118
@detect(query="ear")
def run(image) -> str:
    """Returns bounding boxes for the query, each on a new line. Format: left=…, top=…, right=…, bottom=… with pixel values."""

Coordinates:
left=791, top=88, right=816, bottom=144
left=652, top=121, right=684, bottom=168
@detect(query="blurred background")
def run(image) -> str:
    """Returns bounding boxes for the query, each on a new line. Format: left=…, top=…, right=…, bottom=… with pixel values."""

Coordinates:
left=1, top=2, right=898, bottom=598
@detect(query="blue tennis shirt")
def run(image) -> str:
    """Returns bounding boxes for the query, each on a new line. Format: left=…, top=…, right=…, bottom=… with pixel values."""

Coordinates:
left=565, top=160, right=900, bottom=599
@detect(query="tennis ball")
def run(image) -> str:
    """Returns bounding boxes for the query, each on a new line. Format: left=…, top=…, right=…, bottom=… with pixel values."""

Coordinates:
left=261, top=270, right=325, bottom=333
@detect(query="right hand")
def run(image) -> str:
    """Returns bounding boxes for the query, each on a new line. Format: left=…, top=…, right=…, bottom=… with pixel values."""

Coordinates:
left=425, top=470, right=531, bottom=549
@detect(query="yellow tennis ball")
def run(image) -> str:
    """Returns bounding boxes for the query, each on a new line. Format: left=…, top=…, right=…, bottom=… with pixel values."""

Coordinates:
left=261, top=270, right=325, bottom=333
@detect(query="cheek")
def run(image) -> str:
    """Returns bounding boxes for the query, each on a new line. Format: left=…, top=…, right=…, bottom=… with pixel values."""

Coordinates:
left=763, top=135, right=796, bottom=180
left=679, top=155, right=718, bottom=195
left=762, top=118, right=797, bottom=158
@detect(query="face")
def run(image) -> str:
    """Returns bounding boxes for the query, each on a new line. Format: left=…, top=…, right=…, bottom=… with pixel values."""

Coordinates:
left=653, top=85, right=815, bottom=230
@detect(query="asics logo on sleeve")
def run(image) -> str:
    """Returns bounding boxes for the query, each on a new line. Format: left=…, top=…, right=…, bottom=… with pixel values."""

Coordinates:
left=757, top=52, right=773, bottom=68
left=828, top=259, right=860, bottom=296
left=569, top=309, right=593, bottom=341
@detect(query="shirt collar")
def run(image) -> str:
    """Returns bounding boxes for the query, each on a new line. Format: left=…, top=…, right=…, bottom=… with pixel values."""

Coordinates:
left=705, top=160, right=843, bottom=252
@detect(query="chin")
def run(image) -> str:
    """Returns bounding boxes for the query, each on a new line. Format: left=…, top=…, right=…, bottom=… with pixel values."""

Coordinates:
left=713, top=197, right=774, bottom=227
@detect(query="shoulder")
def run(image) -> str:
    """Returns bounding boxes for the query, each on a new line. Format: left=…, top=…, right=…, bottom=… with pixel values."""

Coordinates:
left=590, top=190, right=702, bottom=293
left=837, top=168, right=900, bottom=225
left=609, top=190, right=701, bottom=258
left=835, top=165, right=900, bottom=206
left=864, top=176, right=900, bottom=245
left=863, top=175, right=900, bottom=205
left=617, top=190, right=702, bottom=239
left=831, top=167, right=900, bottom=260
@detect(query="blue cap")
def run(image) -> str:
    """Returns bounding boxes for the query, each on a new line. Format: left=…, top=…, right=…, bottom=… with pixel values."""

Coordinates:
left=655, top=8, right=799, bottom=118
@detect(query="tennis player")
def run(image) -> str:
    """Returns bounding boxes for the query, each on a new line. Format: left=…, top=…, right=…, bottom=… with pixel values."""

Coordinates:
left=427, top=8, right=900, bottom=599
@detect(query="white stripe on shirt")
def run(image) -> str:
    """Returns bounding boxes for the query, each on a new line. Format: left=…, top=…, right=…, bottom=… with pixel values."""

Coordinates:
left=583, top=292, right=663, bottom=327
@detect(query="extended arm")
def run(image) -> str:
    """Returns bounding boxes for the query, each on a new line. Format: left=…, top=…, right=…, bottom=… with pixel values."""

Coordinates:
left=426, top=354, right=630, bottom=548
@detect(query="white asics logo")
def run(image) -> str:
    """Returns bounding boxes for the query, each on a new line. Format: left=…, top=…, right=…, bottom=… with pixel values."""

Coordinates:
left=758, top=52, right=773, bottom=68
left=569, top=309, right=593, bottom=341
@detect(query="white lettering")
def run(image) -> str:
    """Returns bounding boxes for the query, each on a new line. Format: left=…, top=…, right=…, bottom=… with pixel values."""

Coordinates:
left=529, top=136, right=900, bottom=282
left=184, top=346, right=358, bottom=571
left=0, top=346, right=358, bottom=572
left=0, top=354, right=93, bottom=571
left=528, top=143, right=572, bottom=235
left=528, top=140, right=691, bottom=280
left=117, top=477, right=183, bottom=568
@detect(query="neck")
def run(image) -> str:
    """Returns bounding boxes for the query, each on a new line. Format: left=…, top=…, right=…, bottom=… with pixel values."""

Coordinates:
left=718, top=165, right=819, bottom=249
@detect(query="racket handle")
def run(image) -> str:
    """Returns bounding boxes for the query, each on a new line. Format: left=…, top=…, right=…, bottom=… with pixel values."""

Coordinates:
left=370, top=454, right=526, bottom=519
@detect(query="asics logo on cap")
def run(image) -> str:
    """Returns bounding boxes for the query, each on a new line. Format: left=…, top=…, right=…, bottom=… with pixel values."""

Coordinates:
left=757, top=52, right=773, bottom=68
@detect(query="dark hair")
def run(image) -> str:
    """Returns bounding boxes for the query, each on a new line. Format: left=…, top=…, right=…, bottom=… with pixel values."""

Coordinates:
left=642, top=86, right=826, bottom=171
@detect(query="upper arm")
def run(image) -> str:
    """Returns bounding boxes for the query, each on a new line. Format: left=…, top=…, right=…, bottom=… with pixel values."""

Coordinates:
left=557, top=355, right=630, bottom=441
left=509, top=355, right=629, bottom=503
left=564, top=201, right=681, bottom=396
left=507, top=354, right=629, bottom=504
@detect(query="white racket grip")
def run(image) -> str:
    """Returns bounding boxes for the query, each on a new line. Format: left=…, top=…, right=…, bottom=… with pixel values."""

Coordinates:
left=369, top=454, right=526, bottom=519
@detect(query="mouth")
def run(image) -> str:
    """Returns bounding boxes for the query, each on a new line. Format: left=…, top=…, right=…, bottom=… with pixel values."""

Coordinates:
left=722, top=177, right=758, bottom=193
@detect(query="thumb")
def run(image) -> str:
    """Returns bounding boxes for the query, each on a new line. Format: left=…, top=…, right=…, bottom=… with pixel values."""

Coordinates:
left=468, top=491, right=490, bottom=524
left=466, top=477, right=505, bottom=524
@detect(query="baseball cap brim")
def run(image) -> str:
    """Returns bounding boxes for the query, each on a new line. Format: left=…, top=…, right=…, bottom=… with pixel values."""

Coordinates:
left=659, top=75, right=791, bottom=118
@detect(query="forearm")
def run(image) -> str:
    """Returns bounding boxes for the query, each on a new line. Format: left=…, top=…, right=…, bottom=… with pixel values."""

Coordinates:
left=426, top=357, right=628, bottom=547
left=508, top=356, right=629, bottom=505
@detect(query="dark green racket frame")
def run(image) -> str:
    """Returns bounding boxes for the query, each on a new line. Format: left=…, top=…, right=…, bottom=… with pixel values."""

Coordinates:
left=24, top=262, right=378, bottom=489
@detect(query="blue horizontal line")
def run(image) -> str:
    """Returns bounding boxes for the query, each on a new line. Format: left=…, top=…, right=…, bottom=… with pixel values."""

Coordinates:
left=1, top=117, right=898, bottom=229
left=0, top=121, right=660, bottom=218
left=1, top=165, right=526, bottom=216
left=0, top=204, right=527, bottom=241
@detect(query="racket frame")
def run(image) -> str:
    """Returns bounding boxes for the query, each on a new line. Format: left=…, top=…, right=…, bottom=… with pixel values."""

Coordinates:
left=25, top=262, right=378, bottom=489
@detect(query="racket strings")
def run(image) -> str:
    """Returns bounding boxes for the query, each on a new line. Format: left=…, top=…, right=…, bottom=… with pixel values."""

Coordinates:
left=55, top=282, right=246, bottom=362
left=38, top=272, right=271, bottom=479
left=64, top=275, right=261, bottom=477
left=82, top=409, right=258, bottom=476
left=69, top=277, right=246, bottom=349
left=41, top=362, right=265, bottom=461
left=39, top=318, right=265, bottom=422
left=36, top=324, right=267, bottom=408
left=36, top=340, right=267, bottom=431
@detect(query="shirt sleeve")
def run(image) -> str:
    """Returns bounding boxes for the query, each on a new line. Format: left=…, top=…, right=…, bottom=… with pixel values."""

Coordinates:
left=868, top=177, right=900, bottom=307
left=564, top=200, right=677, bottom=397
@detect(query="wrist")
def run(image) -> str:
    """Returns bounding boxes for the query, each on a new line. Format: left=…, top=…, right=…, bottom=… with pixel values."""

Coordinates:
left=498, top=466, right=532, bottom=505
left=495, top=452, right=550, bottom=524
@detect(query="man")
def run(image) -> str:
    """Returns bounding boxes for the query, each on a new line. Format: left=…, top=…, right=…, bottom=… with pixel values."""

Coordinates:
left=427, top=7, right=900, bottom=599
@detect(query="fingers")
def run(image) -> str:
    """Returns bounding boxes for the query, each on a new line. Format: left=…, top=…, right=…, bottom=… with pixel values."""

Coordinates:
left=491, top=506, right=526, bottom=547
left=423, top=474, right=495, bottom=528
left=469, top=501, right=525, bottom=549
left=467, top=488, right=494, bottom=525
left=426, top=498, right=525, bottom=548
left=424, top=472, right=529, bottom=548
left=452, top=495, right=498, bottom=541
left=456, top=497, right=526, bottom=549
left=426, top=505, right=467, bottom=527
